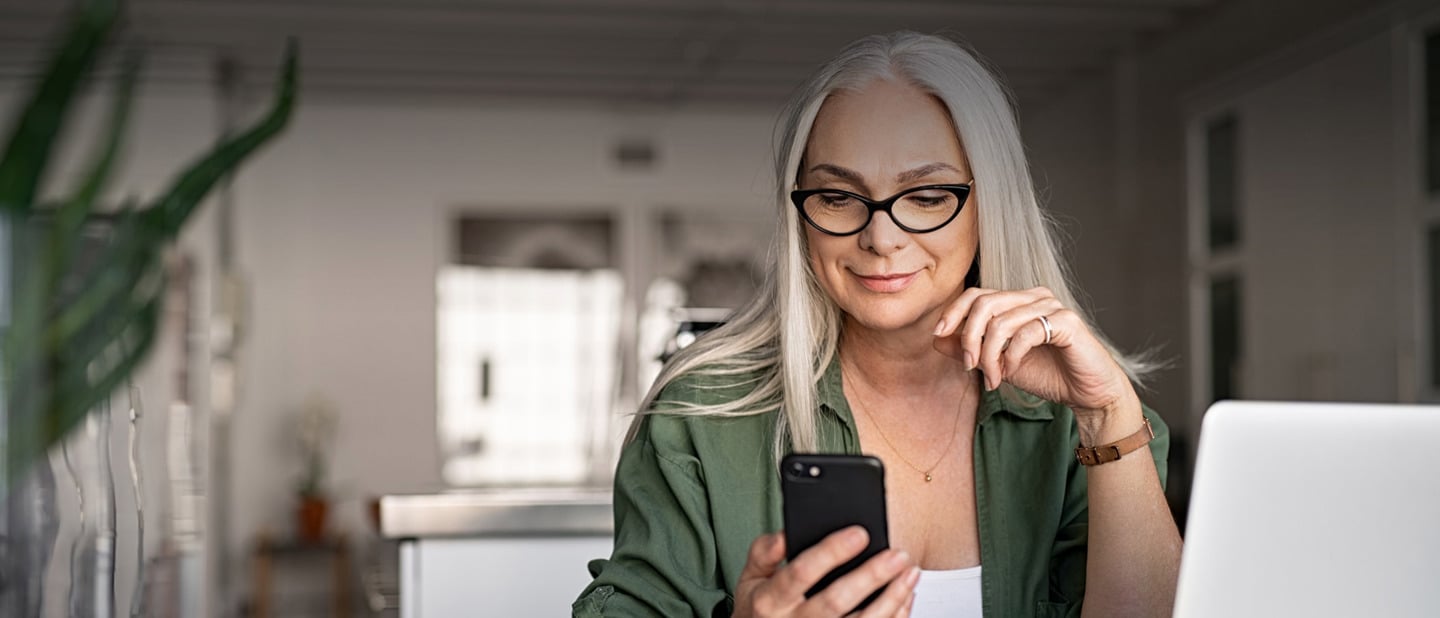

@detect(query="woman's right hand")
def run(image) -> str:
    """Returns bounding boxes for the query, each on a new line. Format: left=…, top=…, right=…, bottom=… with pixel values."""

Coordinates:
left=734, top=527, right=920, bottom=617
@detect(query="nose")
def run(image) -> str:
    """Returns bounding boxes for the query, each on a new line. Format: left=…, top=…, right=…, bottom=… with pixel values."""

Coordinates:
left=857, top=209, right=909, bottom=255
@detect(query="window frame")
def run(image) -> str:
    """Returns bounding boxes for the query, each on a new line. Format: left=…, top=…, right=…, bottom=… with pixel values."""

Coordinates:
left=1186, top=109, right=1247, bottom=432
left=1411, top=11, right=1440, bottom=403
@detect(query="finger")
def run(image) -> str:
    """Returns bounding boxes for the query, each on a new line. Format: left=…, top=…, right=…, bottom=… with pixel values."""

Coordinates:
left=933, top=286, right=990, bottom=338
left=774, top=526, right=869, bottom=599
left=999, top=312, right=1052, bottom=381
left=740, top=532, right=787, bottom=581
left=978, top=297, right=1063, bottom=390
left=1043, top=307, right=1084, bottom=348
left=956, top=290, right=1012, bottom=372
left=959, top=287, right=1052, bottom=367
left=979, top=296, right=1071, bottom=388
left=800, top=548, right=912, bottom=617
left=854, top=564, right=922, bottom=618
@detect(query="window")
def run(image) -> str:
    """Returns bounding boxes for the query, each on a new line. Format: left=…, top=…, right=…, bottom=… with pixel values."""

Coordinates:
left=1189, top=110, right=1245, bottom=415
left=1206, top=116, right=1241, bottom=251
left=1426, top=29, right=1440, bottom=194
left=1209, top=275, right=1242, bottom=401
left=436, top=209, right=770, bottom=487
left=1427, top=28, right=1440, bottom=393
left=437, top=215, right=620, bottom=486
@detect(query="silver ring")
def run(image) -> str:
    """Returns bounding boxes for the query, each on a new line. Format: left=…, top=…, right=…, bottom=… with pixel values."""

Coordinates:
left=1038, top=314, right=1054, bottom=345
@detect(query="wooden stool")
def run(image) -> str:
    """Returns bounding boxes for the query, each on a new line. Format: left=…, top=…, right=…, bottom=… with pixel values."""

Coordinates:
left=251, top=535, right=351, bottom=617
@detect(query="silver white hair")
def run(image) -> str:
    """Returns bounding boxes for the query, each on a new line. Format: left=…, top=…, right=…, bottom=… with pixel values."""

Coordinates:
left=628, top=31, right=1157, bottom=456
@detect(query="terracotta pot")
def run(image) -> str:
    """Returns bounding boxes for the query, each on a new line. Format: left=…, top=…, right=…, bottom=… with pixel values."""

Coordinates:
left=297, top=495, right=329, bottom=543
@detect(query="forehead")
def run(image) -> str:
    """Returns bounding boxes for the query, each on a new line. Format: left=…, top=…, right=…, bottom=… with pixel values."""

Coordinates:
left=804, top=78, right=968, bottom=178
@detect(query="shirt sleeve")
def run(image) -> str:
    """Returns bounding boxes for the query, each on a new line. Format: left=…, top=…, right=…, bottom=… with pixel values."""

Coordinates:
left=573, top=411, right=732, bottom=618
left=1043, top=404, right=1171, bottom=618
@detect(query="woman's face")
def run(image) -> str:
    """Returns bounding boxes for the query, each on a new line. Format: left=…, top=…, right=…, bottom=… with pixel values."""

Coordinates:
left=800, top=78, right=979, bottom=334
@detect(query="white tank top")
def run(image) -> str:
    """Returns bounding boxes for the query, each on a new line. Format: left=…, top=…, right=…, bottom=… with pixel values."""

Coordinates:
left=910, top=565, right=983, bottom=618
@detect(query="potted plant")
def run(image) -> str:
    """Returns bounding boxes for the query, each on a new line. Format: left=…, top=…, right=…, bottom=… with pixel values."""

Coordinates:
left=294, top=396, right=338, bottom=543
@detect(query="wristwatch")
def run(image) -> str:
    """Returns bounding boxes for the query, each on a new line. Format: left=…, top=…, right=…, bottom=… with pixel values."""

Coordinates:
left=1075, top=418, right=1154, bottom=466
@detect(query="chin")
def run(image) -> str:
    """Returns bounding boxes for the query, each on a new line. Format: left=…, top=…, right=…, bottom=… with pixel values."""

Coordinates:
left=842, top=299, right=930, bottom=333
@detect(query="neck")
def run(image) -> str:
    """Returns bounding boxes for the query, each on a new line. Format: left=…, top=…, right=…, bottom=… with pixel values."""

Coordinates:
left=839, top=315, right=973, bottom=401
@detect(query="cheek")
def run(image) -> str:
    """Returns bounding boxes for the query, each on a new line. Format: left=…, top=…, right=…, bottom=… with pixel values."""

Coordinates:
left=921, top=224, right=979, bottom=278
left=948, top=210, right=981, bottom=258
left=803, top=232, right=849, bottom=292
left=803, top=228, right=833, bottom=267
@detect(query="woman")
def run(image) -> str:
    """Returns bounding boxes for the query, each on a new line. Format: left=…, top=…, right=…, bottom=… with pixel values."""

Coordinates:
left=575, top=31, right=1182, bottom=618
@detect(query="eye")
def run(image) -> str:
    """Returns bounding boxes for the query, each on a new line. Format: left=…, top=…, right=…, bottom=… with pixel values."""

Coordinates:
left=816, top=193, right=858, bottom=208
left=902, top=190, right=955, bottom=209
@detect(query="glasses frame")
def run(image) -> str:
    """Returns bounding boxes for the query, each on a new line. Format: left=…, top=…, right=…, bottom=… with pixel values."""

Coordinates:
left=789, top=182, right=975, bottom=236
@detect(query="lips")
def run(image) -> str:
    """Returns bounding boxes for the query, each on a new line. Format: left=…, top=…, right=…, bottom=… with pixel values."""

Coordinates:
left=852, top=269, right=919, bottom=293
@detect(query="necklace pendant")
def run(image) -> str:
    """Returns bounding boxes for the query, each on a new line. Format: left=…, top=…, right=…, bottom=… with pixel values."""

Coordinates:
left=924, top=473, right=933, bottom=482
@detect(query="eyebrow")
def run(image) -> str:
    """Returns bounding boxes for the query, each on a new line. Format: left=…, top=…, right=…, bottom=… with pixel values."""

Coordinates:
left=807, top=162, right=964, bottom=186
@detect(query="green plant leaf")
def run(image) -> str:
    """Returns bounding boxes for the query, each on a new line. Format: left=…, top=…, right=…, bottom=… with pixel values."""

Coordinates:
left=51, top=48, right=143, bottom=259
left=0, top=0, right=119, bottom=213
left=148, top=39, right=298, bottom=234
left=42, top=292, right=160, bottom=469
left=50, top=208, right=156, bottom=342
left=33, top=52, right=145, bottom=362
left=50, top=272, right=163, bottom=419
left=1, top=17, right=298, bottom=487
left=5, top=277, right=162, bottom=476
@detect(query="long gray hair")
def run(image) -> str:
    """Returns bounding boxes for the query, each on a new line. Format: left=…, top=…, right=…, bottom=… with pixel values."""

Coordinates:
left=628, top=31, right=1155, bottom=456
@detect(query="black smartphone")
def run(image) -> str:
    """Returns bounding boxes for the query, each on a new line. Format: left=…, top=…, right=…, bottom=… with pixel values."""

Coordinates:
left=780, top=453, right=890, bottom=611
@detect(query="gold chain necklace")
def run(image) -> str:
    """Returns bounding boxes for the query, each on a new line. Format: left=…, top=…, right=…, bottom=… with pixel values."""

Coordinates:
left=843, top=363, right=966, bottom=483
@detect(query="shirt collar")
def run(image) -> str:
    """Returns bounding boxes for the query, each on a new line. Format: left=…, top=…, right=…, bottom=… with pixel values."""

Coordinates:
left=816, top=353, right=1054, bottom=427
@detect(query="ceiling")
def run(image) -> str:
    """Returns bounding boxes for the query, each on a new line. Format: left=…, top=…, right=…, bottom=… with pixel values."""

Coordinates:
left=0, top=0, right=1222, bottom=111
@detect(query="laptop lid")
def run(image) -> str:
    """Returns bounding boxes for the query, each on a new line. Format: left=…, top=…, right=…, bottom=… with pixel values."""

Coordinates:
left=1174, top=401, right=1440, bottom=618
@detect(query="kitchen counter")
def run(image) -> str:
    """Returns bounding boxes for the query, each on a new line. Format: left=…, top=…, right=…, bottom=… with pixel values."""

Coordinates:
left=380, top=487, right=613, bottom=538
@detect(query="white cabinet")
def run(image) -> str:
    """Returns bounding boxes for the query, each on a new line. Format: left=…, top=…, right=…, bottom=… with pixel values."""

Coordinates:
left=400, top=536, right=612, bottom=617
left=382, top=490, right=613, bottom=617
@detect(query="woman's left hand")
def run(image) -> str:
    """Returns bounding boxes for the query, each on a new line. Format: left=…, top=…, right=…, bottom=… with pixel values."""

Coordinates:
left=931, top=286, right=1133, bottom=415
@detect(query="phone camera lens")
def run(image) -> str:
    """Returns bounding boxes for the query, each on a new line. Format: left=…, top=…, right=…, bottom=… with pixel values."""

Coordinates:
left=808, top=466, right=821, bottom=478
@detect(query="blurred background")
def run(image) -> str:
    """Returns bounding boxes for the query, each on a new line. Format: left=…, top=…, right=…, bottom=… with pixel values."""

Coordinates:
left=1, top=0, right=1435, bottom=615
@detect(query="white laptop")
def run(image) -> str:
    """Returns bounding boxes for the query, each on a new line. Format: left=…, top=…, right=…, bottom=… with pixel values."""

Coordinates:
left=1174, top=401, right=1440, bottom=618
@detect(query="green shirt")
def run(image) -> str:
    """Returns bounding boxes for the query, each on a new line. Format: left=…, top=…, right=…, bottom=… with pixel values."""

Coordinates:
left=574, top=358, right=1169, bottom=618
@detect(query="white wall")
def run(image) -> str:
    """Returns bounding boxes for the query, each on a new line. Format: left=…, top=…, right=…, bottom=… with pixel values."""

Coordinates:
left=227, top=96, right=779, bottom=608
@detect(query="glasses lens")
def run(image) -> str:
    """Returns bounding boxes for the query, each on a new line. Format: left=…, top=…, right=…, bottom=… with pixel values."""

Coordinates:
left=802, top=191, right=869, bottom=234
left=892, top=187, right=964, bottom=231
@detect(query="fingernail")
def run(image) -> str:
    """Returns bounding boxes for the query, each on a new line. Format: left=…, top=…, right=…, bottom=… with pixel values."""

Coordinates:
left=933, top=319, right=946, bottom=336
left=846, top=526, right=868, bottom=545
left=887, top=550, right=908, bottom=567
left=963, top=351, right=975, bottom=370
left=907, top=566, right=922, bottom=585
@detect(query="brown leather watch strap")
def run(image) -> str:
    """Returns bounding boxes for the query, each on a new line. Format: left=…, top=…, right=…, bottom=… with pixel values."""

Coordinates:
left=1075, top=418, right=1154, bottom=466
